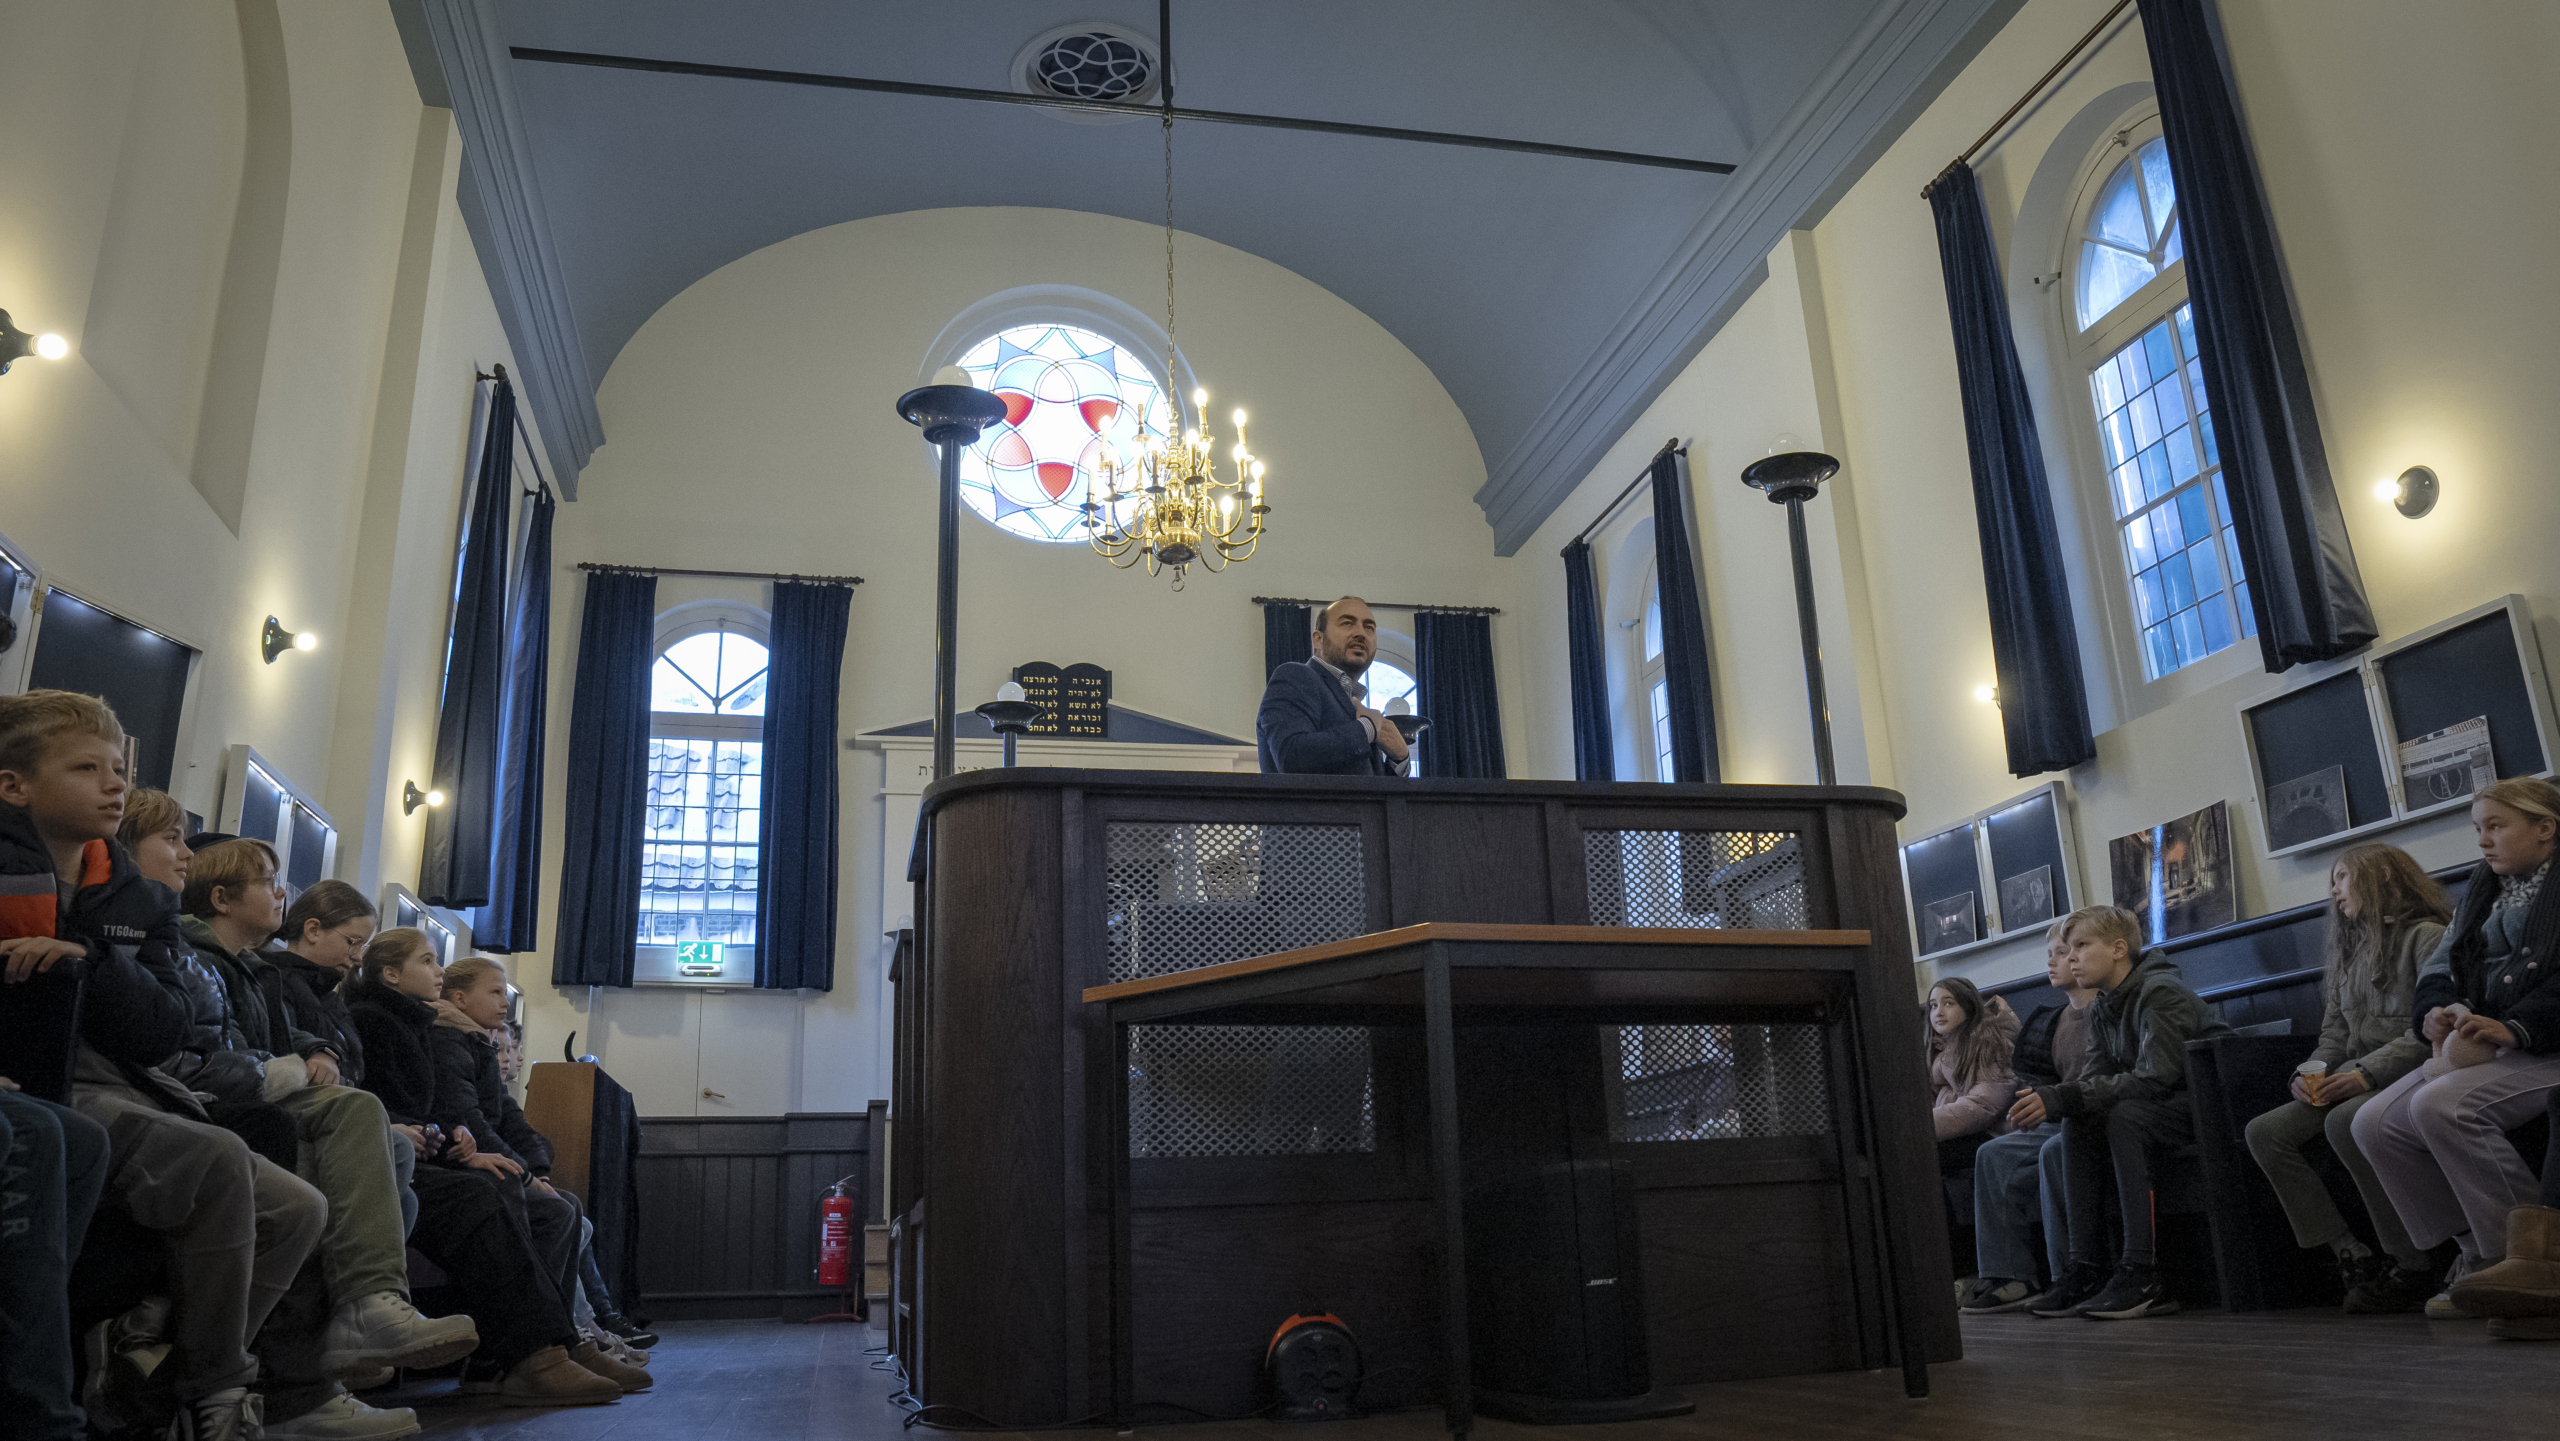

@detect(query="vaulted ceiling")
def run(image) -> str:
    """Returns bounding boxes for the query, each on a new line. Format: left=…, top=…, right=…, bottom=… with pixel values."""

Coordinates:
left=395, top=0, right=2015, bottom=551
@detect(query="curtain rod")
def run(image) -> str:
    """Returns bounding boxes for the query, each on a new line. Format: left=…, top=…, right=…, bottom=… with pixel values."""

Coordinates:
left=474, top=363, right=557, bottom=501
left=1251, top=596, right=1501, bottom=617
left=507, top=48, right=1737, bottom=176
left=1562, top=437, right=1685, bottom=553
left=1923, top=0, right=2134, bottom=198
left=577, top=562, right=865, bottom=586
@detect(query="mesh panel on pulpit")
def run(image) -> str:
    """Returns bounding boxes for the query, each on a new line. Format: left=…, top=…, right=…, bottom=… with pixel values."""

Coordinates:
left=1106, top=821, right=1376, bottom=1158
left=1584, top=828, right=1830, bottom=1144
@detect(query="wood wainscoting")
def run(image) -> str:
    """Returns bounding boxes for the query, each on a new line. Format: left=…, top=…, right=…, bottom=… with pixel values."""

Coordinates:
left=636, top=1104, right=888, bottom=1321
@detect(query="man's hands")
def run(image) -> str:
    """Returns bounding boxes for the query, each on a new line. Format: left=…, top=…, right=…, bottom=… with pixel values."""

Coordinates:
left=1, top=937, right=84, bottom=984
left=390, top=1123, right=439, bottom=1160
left=465, top=1151, right=524, bottom=1179
left=448, top=1125, right=479, bottom=1161
left=304, top=1054, right=342, bottom=1088
left=2008, top=1088, right=2048, bottom=1130
left=1361, top=706, right=1409, bottom=762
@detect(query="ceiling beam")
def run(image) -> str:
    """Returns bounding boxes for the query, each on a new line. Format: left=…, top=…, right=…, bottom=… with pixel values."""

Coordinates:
left=507, top=47, right=1740, bottom=176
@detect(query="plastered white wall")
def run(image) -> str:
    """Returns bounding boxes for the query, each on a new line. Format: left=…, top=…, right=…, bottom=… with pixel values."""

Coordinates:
left=1512, top=0, right=2560, bottom=995
left=514, top=206, right=1502, bottom=1114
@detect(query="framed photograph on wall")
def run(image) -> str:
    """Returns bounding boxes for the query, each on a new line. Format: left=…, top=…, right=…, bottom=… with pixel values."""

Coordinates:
left=2108, top=800, right=2238, bottom=944
left=2238, top=594, right=2559, bottom=860
left=1899, top=781, right=2080, bottom=963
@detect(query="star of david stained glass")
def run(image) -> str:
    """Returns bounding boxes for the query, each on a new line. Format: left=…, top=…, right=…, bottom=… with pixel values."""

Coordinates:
left=956, top=325, right=1174, bottom=543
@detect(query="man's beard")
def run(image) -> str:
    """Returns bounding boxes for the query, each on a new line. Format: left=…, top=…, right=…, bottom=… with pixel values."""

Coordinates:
left=1320, top=642, right=1371, bottom=677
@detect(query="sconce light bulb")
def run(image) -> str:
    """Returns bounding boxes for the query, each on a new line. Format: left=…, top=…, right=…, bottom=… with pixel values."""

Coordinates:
left=426, top=788, right=446, bottom=808
left=293, top=631, right=317, bottom=652
left=2374, top=479, right=2398, bottom=502
left=34, top=334, right=68, bottom=361
left=1973, top=683, right=1997, bottom=705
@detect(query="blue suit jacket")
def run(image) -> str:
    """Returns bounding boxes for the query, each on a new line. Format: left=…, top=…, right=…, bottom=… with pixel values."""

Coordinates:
left=1257, top=660, right=1394, bottom=776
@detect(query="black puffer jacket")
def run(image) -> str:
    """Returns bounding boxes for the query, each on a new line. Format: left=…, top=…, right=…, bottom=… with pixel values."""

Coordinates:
left=2414, top=860, right=2560, bottom=1053
left=430, top=1013, right=551, bottom=1174
left=158, top=944, right=269, bottom=1103
left=271, top=949, right=364, bottom=1085
left=347, top=985, right=438, bottom=1126
left=178, top=915, right=331, bottom=1062
left=0, top=802, right=196, bottom=1104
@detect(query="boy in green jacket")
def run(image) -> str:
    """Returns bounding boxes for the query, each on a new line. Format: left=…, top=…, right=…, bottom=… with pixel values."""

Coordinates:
left=2009, top=904, right=2223, bottom=1320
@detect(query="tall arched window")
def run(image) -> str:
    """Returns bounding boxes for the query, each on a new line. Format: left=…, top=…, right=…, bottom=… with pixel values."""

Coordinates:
left=1637, top=564, right=1671, bottom=781
left=2068, top=121, right=2253, bottom=682
left=642, top=616, right=768, bottom=948
left=954, top=323, right=1176, bottom=543
left=1365, top=651, right=1420, bottom=772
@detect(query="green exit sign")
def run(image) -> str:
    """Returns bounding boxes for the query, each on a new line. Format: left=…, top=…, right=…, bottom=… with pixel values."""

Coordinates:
left=677, top=941, right=724, bottom=976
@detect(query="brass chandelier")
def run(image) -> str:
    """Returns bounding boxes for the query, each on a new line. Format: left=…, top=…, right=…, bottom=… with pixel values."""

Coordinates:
left=1081, top=97, right=1269, bottom=588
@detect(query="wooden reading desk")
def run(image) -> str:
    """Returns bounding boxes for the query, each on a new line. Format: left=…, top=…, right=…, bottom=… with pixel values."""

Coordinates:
left=1085, top=922, right=1929, bottom=1433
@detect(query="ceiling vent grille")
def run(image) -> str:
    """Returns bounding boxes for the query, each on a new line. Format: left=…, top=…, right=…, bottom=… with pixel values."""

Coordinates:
left=1014, top=23, right=1160, bottom=112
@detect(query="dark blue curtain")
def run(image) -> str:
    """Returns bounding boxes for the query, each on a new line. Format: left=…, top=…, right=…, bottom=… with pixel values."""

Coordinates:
left=2137, top=0, right=2374, bottom=670
left=473, top=487, right=553, bottom=951
left=755, top=581, right=855, bottom=991
left=1928, top=162, right=2098, bottom=776
left=1416, top=611, right=1506, bottom=780
left=1264, top=602, right=1312, bottom=678
left=421, top=376, right=517, bottom=905
left=1650, top=452, right=1721, bottom=783
left=1561, top=540, right=1615, bottom=782
left=552, top=570, right=657, bottom=988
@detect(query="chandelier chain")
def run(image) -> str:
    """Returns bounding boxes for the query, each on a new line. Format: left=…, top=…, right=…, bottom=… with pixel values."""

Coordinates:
left=1162, top=114, right=1177, bottom=365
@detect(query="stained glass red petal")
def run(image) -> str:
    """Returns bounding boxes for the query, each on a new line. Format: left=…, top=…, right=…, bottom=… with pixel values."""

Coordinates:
left=1079, top=398, right=1120, bottom=433
left=997, top=391, right=1034, bottom=427
left=989, top=430, right=1033, bottom=466
left=1036, top=462, right=1077, bottom=500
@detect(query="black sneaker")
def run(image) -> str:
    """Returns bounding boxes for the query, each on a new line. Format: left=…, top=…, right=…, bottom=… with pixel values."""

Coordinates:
left=2337, top=1249, right=2384, bottom=1298
left=596, top=1312, right=659, bottom=1349
left=2028, top=1262, right=2111, bottom=1317
left=2079, top=1263, right=2179, bottom=1319
left=2346, top=1259, right=2447, bottom=1315
left=1961, top=1278, right=2036, bottom=1314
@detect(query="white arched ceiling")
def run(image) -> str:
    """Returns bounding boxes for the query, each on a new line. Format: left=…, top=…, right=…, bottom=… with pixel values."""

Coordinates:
left=399, top=0, right=2019, bottom=546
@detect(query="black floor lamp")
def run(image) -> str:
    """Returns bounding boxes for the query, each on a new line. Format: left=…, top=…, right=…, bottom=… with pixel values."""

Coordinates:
left=1741, top=450, right=1843, bottom=787
left=898, top=375, right=1010, bottom=782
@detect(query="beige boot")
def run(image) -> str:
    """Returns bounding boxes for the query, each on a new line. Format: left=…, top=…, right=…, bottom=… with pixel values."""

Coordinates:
left=499, top=1345, right=623, bottom=1407
left=568, top=1338, right=654, bottom=1392
left=2451, top=1206, right=2560, bottom=1318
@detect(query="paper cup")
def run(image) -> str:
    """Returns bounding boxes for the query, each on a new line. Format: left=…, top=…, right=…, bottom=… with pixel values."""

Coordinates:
left=2296, top=1059, right=2329, bottom=1077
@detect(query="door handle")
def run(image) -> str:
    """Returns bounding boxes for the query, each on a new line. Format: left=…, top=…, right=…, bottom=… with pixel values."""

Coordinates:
left=702, top=1089, right=726, bottom=1100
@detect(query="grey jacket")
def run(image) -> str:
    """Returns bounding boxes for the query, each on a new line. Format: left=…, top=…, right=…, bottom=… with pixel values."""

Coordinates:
left=2312, top=916, right=2442, bottom=1090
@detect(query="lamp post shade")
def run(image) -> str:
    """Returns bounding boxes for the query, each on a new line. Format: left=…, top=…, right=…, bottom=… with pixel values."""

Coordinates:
left=900, top=382, right=1014, bottom=780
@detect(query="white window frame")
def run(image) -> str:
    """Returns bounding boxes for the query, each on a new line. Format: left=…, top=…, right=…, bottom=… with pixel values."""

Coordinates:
left=637, top=603, right=771, bottom=986
left=2052, top=110, right=2257, bottom=709
left=1626, top=559, right=1672, bottom=782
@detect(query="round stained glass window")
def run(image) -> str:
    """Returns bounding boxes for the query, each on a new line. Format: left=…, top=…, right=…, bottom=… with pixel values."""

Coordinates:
left=954, top=325, right=1175, bottom=543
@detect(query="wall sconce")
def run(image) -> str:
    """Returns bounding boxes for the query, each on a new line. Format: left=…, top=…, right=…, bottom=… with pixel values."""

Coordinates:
left=0, top=309, right=69, bottom=375
left=261, top=616, right=317, bottom=663
left=403, top=780, right=446, bottom=815
left=1973, top=683, right=1999, bottom=706
left=2373, top=466, right=2439, bottom=519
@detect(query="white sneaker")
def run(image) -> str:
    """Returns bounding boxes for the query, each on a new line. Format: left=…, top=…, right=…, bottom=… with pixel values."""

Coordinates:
left=167, top=1387, right=262, bottom=1441
left=320, top=1291, right=480, bottom=1375
left=260, top=1391, right=422, bottom=1441
left=2430, top=1251, right=2481, bottom=1320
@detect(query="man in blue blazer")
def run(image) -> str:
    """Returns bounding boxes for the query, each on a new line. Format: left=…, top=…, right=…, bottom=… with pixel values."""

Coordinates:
left=1257, top=597, right=1412, bottom=776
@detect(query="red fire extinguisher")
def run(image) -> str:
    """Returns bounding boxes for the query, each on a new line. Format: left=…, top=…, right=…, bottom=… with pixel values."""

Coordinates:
left=817, top=1181, right=855, bottom=1290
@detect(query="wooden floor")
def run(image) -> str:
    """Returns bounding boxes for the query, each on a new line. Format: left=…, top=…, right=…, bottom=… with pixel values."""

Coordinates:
left=406, top=1310, right=2560, bottom=1441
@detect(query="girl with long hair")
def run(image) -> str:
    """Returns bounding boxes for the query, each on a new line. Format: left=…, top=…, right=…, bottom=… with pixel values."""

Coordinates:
left=1926, top=976, right=2021, bottom=1158
left=2353, top=778, right=2560, bottom=1323
left=2243, top=844, right=2448, bottom=1312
